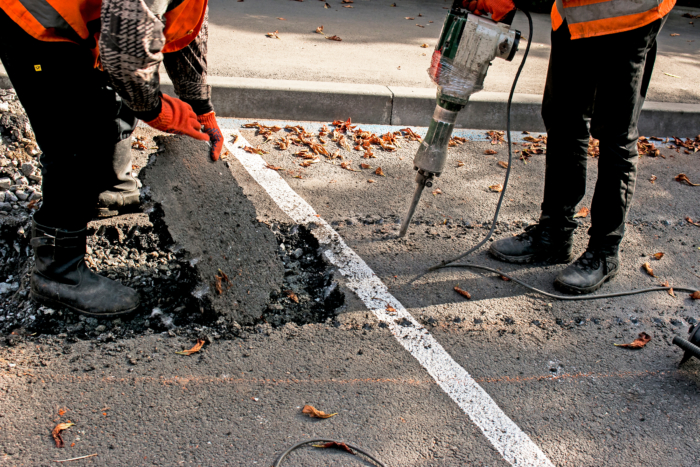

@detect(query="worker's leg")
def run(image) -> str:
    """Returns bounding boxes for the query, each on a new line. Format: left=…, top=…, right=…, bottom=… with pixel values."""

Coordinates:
left=587, top=17, right=665, bottom=252
left=554, top=17, right=666, bottom=294
left=0, top=9, right=139, bottom=315
left=489, top=21, right=593, bottom=265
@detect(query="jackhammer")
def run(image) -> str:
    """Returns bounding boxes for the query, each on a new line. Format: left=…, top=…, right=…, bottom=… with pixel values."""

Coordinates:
left=399, top=0, right=521, bottom=237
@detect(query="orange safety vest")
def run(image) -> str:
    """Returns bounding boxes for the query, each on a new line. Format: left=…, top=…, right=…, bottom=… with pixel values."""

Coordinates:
left=552, top=0, right=676, bottom=39
left=0, top=0, right=207, bottom=63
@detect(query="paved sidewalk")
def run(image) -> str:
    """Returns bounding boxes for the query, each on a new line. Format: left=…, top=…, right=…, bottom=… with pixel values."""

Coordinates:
left=203, top=0, right=699, bottom=104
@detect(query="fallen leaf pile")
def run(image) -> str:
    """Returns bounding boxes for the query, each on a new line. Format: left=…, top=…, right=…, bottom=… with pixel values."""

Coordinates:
left=176, top=339, right=206, bottom=356
left=520, top=134, right=546, bottom=161
left=637, top=136, right=660, bottom=157
left=448, top=136, right=467, bottom=147
left=301, top=405, right=337, bottom=418
left=52, top=422, right=74, bottom=448
left=487, top=130, right=505, bottom=145
left=614, top=332, right=651, bottom=349
left=587, top=138, right=599, bottom=157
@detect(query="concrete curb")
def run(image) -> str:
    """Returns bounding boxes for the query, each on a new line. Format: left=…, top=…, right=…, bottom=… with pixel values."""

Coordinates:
left=2, top=72, right=698, bottom=135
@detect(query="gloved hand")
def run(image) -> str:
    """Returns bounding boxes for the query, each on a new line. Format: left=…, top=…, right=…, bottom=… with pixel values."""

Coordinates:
left=464, top=0, right=515, bottom=22
left=197, top=111, right=224, bottom=161
left=144, top=94, right=209, bottom=142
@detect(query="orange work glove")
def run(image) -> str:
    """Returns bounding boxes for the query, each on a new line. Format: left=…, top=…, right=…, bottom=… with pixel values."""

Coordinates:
left=464, top=0, right=515, bottom=22
left=197, top=112, right=223, bottom=161
left=144, top=94, right=209, bottom=142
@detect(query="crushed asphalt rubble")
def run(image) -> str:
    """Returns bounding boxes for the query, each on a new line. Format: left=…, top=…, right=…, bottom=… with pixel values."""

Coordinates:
left=0, top=94, right=347, bottom=347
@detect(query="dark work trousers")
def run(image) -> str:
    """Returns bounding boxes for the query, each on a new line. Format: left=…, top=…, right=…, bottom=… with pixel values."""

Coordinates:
left=540, top=17, right=666, bottom=254
left=0, top=9, right=137, bottom=230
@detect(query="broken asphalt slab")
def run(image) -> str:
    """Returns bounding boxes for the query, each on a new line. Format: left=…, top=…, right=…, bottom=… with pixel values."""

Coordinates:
left=140, top=135, right=284, bottom=325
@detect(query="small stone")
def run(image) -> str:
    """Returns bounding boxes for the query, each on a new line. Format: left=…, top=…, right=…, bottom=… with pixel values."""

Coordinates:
left=292, top=248, right=303, bottom=259
left=0, top=283, right=11, bottom=294
left=15, top=190, right=28, bottom=201
left=95, top=325, right=107, bottom=333
left=20, top=163, right=34, bottom=176
left=0, top=178, right=11, bottom=190
left=0, top=102, right=8, bottom=112
left=5, top=191, right=17, bottom=203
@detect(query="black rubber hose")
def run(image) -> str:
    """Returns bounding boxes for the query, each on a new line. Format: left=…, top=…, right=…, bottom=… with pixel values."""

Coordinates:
left=272, top=439, right=386, bottom=467
left=428, top=10, right=699, bottom=301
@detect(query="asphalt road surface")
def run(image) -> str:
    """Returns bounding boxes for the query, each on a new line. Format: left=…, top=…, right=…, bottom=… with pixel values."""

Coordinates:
left=1, top=118, right=699, bottom=466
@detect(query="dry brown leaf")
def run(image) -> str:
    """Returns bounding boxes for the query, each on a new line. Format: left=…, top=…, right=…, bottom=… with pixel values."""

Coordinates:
left=375, top=167, right=385, bottom=177
left=367, top=179, right=375, bottom=183
left=489, top=184, right=503, bottom=192
left=278, top=17, right=286, bottom=20
left=642, top=262, right=655, bottom=277
left=416, top=24, right=424, bottom=28
left=484, top=149, right=498, bottom=155
left=176, top=339, right=206, bottom=356
left=685, top=216, right=700, bottom=227
left=214, top=269, right=232, bottom=295
left=432, top=188, right=442, bottom=195
left=573, top=207, right=590, bottom=218
left=301, top=405, right=337, bottom=419
left=286, top=291, right=299, bottom=303
left=326, top=35, right=342, bottom=41
left=324, top=2, right=330, bottom=8
left=454, top=286, right=471, bottom=299
left=420, top=43, right=429, bottom=48
left=266, top=30, right=280, bottom=39
left=661, top=281, right=676, bottom=297
left=340, top=161, right=357, bottom=171
left=58, top=408, right=67, bottom=417
left=315, top=25, right=324, bottom=34
left=651, top=252, right=664, bottom=260
left=675, top=173, right=699, bottom=186
left=614, top=332, right=651, bottom=349
left=244, top=145, right=268, bottom=155
left=497, top=161, right=509, bottom=169
left=343, top=5, right=353, bottom=8
left=456, top=161, right=465, bottom=167
left=670, top=33, right=680, bottom=36
left=690, top=291, right=700, bottom=299
left=405, top=16, right=414, bottom=20
left=500, top=275, right=511, bottom=281
left=265, top=163, right=282, bottom=171
left=360, top=163, right=371, bottom=169
left=312, top=441, right=354, bottom=454
left=386, top=305, right=397, bottom=313
left=52, top=422, right=75, bottom=448
left=649, top=174, right=657, bottom=184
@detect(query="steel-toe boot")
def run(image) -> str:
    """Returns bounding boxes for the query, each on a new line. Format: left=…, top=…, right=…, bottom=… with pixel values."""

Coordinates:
left=554, top=248, right=619, bottom=294
left=489, top=224, right=575, bottom=264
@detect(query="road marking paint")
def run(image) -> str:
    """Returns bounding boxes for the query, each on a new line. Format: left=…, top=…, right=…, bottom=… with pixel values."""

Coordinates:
left=223, top=128, right=554, bottom=467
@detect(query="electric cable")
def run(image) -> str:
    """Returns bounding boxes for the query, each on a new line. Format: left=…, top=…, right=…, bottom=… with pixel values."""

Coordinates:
left=272, top=439, right=386, bottom=467
left=428, top=10, right=699, bottom=301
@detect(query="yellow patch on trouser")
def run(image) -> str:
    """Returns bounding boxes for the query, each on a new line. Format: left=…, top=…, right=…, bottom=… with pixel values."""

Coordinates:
left=34, top=65, right=41, bottom=71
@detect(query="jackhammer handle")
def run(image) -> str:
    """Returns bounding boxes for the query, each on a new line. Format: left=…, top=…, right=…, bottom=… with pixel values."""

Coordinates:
left=672, top=336, right=700, bottom=363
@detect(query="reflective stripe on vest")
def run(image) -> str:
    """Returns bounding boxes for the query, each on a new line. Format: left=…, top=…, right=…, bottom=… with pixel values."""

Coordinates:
left=0, top=0, right=205, bottom=54
left=552, top=0, right=675, bottom=39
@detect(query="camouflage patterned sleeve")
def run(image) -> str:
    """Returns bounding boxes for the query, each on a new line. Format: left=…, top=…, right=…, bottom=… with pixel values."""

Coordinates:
left=99, top=0, right=167, bottom=120
left=163, top=10, right=213, bottom=115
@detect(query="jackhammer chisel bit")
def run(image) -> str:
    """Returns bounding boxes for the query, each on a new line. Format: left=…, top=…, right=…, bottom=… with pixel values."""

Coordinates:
left=398, top=1, right=519, bottom=237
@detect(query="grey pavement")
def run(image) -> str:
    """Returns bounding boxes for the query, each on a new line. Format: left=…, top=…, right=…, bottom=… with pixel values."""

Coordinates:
left=2, top=121, right=700, bottom=465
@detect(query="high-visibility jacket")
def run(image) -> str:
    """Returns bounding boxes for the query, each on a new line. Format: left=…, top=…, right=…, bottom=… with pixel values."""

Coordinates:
left=552, top=0, right=676, bottom=39
left=0, top=0, right=207, bottom=61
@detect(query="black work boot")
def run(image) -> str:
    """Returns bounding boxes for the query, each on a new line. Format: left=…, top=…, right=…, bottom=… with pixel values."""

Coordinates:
left=30, top=221, right=140, bottom=317
left=96, top=138, right=141, bottom=218
left=489, top=224, right=575, bottom=264
left=554, top=248, right=619, bottom=294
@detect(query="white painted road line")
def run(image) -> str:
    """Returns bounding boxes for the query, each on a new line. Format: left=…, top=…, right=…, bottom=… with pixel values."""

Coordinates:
left=223, top=129, right=555, bottom=467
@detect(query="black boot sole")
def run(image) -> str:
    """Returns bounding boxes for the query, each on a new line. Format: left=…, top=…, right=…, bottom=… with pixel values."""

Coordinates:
left=488, top=246, right=575, bottom=265
left=30, top=290, right=139, bottom=318
left=553, top=267, right=619, bottom=295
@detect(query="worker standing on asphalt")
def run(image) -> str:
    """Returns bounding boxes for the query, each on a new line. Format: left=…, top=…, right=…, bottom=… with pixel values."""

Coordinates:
left=0, top=0, right=224, bottom=316
left=467, top=0, right=675, bottom=293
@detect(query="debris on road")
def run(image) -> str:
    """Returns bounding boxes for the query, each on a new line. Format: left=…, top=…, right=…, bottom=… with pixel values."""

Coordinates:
left=642, top=262, right=655, bottom=277
left=52, top=422, right=74, bottom=448
left=175, top=339, right=206, bottom=356
left=266, top=30, right=280, bottom=39
left=614, top=332, right=651, bottom=349
left=454, top=286, right=471, bottom=299
left=54, top=453, right=98, bottom=463
left=312, top=441, right=354, bottom=453
left=675, top=173, right=698, bottom=186
left=573, top=207, right=590, bottom=218
left=651, top=252, right=664, bottom=260
left=301, top=405, right=337, bottom=419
